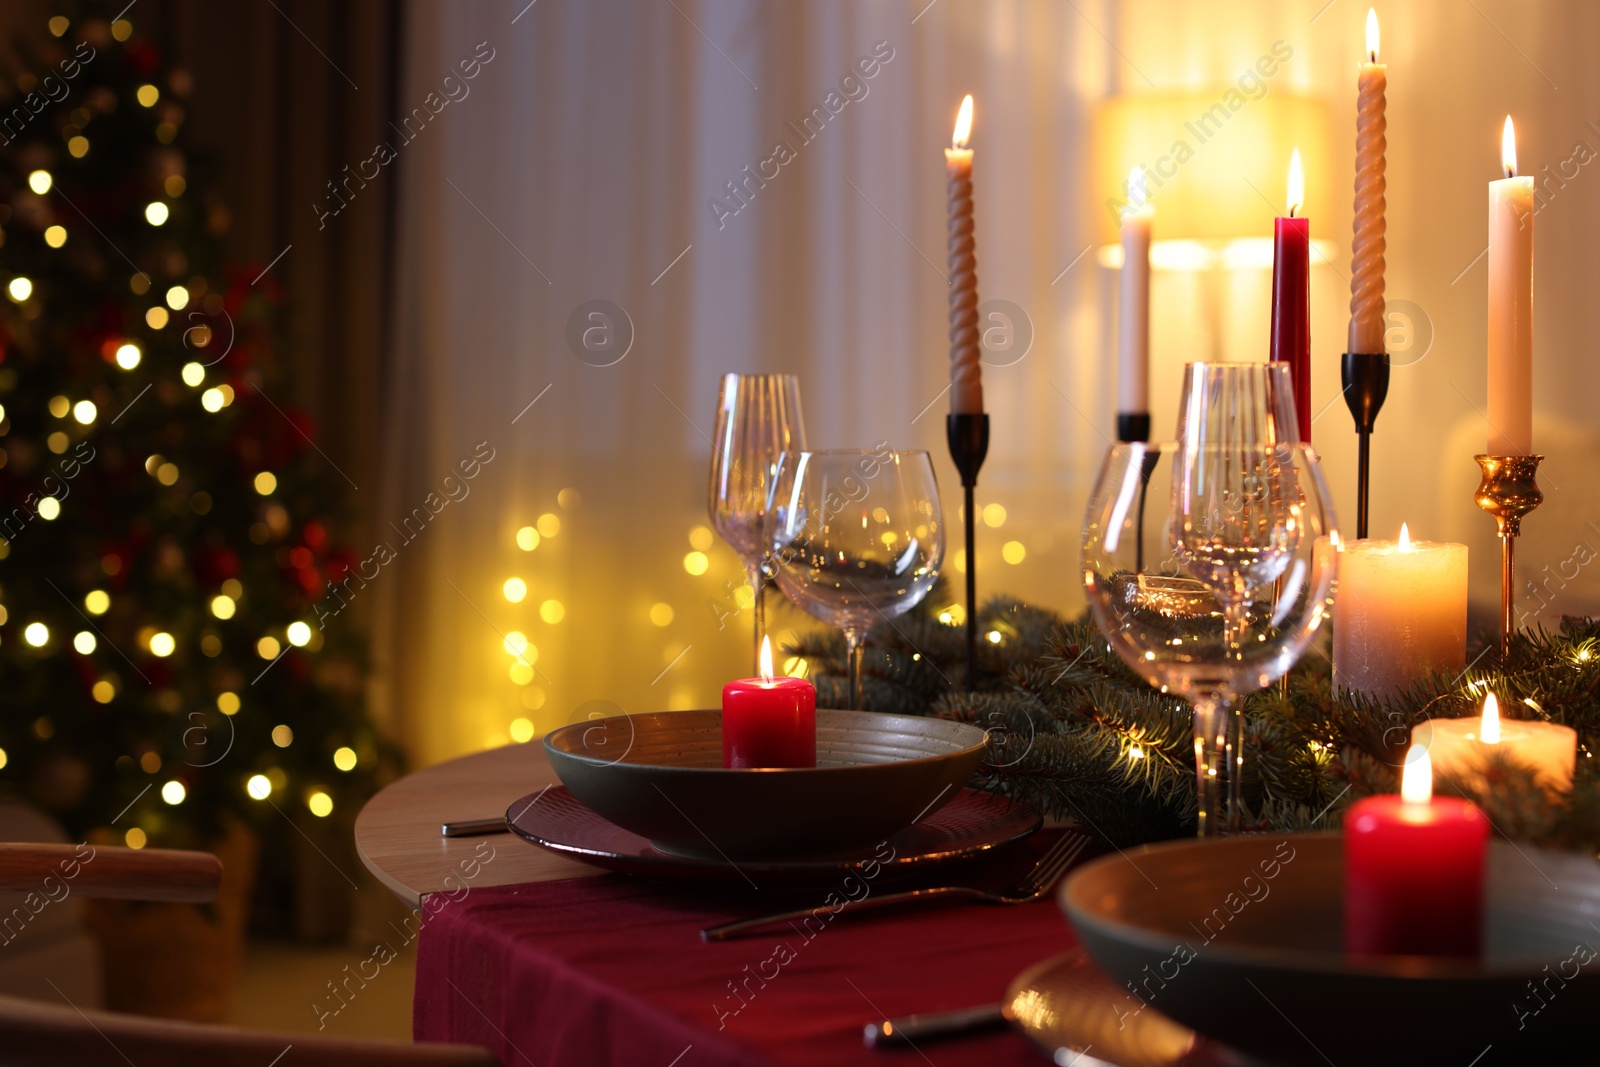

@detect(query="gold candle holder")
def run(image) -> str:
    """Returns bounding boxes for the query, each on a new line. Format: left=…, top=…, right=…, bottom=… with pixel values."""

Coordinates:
left=1473, top=454, right=1544, bottom=656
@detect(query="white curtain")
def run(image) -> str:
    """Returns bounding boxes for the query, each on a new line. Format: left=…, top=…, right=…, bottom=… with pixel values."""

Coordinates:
left=378, top=0, right=1600, bottom=766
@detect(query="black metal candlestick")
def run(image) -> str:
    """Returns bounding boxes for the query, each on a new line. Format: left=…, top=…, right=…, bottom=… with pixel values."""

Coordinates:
left=1118, top=412, right=1154, bottom=570
left=1341, top=351, right=1390, bottom=539
left=1116, top=413, right=1151, bottom=444
left=946, top=413, right=990, bottom=691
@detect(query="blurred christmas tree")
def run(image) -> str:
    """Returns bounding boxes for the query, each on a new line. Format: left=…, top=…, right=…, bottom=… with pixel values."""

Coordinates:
left=0, top=6, right=393, bottom=885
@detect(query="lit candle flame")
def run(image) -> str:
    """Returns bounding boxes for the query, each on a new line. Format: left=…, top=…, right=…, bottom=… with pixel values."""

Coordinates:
left=952, top=94, right=973, bottom=150
left=1365, top=8, right=1380, bottom=63
left=759, top=634, right=775, bottom=684
left=1126, top=166, right=1147, bottom=216
left=1481, top=691, right=1501, bottom=744
left=1286, top=149, right=1304, bottom=218
left=1401, top=743, right=1433, bottom=804
left=1501, top=115, right=1517, bottom=178
left=1397, top=522, right=1412, bottom=551
left=1329, top=529, right=1343, bottom=550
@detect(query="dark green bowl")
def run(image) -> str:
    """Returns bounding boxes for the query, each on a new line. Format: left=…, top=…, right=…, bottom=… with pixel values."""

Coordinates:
left=1060, top=833, right=1600, bottom=1066
left=543, top=709, right=987, bottom=861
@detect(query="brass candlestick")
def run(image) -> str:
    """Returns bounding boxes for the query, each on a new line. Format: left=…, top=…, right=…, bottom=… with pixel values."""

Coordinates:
left=1473, top=454, right=1544, bottom=656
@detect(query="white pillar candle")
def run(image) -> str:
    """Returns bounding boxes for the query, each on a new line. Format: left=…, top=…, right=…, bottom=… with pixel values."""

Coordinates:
left=1333, top=525, right=1468, bottom=700
left=1415, top=692, right=1576, bottom=793
left=1487, top=115, right=1534, bottom=457
left=1117, top=166, right=1152, bottom=419
left=945, top=95, right=982, bottom=415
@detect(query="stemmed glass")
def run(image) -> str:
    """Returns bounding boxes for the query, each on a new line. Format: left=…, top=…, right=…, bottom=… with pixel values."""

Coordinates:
left=1082, top=362, right=1337, bottom=836
left=766, top=449, right=944, bottom=709
left=709, top=374, right=807, bottom=670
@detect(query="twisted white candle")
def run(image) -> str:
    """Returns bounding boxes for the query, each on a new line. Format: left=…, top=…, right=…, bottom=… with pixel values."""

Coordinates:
left=946, top=95, right=982, bottom=415
left=1348, top=9, right=1386, bottom=355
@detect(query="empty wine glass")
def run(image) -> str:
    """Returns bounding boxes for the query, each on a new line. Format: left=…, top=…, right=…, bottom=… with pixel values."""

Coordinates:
left=709, top=374, right=807, bottom=670
left=1082, top=362, right=1338, bottom=836
left=766, top=449, right=944, bottom=709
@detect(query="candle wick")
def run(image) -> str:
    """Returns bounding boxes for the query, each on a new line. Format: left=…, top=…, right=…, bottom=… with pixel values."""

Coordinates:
left=1288, top=206, right=1298, bottom=219
left=1504, top=166, right=1515, bottom=180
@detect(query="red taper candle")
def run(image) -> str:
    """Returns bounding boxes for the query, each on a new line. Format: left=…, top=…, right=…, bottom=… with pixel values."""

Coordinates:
left=1271, top=149, right=1311, bottom=443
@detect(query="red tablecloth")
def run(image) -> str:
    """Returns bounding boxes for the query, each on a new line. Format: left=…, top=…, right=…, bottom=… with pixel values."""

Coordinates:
left=414, top=837, right=1082, bottom=1066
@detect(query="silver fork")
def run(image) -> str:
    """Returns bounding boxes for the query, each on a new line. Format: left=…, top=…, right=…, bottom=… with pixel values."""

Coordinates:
left=699, top=830, right=1091, bottom=942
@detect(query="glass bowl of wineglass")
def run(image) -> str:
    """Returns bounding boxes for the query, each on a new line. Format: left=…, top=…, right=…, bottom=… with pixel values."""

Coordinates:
left=766, top=448, right=944, bottom=709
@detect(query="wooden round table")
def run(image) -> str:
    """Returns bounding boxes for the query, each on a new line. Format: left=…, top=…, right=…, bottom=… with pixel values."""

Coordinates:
left=354, top=743, right=595, bottom=907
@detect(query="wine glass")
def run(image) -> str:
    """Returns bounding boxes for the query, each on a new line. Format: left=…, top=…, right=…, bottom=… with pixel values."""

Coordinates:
left=709, top=374, right=807, bottom=670
left=1082, top=362, right=1337, bottom=836
left=766, top=449, right=944, bottom=709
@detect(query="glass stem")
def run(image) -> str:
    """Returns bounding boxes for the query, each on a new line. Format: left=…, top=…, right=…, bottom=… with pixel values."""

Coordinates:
left=844, top=629, right=865, bottom=710
left=748, top=562, right=768, bottom=672
left=1191, top=693, right=1238, bottom=837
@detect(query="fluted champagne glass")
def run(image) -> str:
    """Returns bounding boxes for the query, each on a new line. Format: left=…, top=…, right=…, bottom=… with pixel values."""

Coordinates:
left=1082, top=362, right=1338, bottom=835
left=766, top=449, right=944, bottom=709
left=709, top=374, right=807, bottom=670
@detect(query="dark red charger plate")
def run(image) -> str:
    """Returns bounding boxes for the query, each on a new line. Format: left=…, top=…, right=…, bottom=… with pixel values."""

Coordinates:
left=505, top=785, right=1041, bottom=887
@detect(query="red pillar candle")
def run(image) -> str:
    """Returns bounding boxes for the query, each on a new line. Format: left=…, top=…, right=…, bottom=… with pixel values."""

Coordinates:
left=1270, top=149, right=1311, bottom=443
left=1345, top=745, right=1489, bottom=957
left=721, top=637, right=817, bottom=769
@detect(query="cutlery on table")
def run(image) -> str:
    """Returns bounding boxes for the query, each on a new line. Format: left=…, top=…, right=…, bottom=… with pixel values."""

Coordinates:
left=863, top=1002, right=1007, bottom=1047
left=441, top=817, right=508, bottom=838
left=700, top=830, right=1090, bottom=942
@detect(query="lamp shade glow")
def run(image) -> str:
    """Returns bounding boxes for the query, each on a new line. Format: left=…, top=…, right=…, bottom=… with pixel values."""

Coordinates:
left=1092, top=92, right=1333, bottom=269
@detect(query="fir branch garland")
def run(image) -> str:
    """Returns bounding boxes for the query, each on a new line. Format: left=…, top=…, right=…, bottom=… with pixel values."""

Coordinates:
left=791, top=582, right=1600, bottom=851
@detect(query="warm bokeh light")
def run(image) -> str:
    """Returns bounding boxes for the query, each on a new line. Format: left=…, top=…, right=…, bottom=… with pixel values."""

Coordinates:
left=162, top=780, right=186, bottom=805
left=37, top=498, right=60, bottom=520
left=272, top=725, right=294, bottom=747
left=287, top=621, right=312, bottom=647
left=124, top=828, right=147, bottom=849
left=246, top=774, right=272, bottom=800
left=1002, top=540, right=1027, bottom=564
left=145, top=201, right=169, bottom=225
left=333, top=746, right=358, bottom=771
left=73, top=631, right=96, bottom=654
left=68, top=136, right=88, bottom=158
left=540, top=600, right=565, bottom=624
left=211, top=594, right=236, bottom=619
left=982, top=503, right=1007, bottom=528
left=254, top=471, right=277, bottom=495
left=27, top=170, right=51, bottom=194
left=116, top=343, right=142, bottom=369
left=509, top=661, right=534, bottom=684
left=73, top=400, right=96, bottom=424
left=92, top=680, right=115, bottom=703
left=181, top=362, right=205, bottom=386
left=201, top=388, right=225, bottom=413
left=257, top=636, right=281, bottom=659
left=8, top=277, right=32, bottom=302
left=137, top=83, right=160, bottom=107
left=537, top=513, right=561, bottom=538
left=44, top=225, right=67, bottom=248
left=149, top=632, right=176, bottom=657
left=510, top=718, right=535, bottom=743
left=146, top=306, right=169, bottom=329
left=683, top=551, right=709, bottom=576
left=688, top=525, right=714, bottom=551
left=308, top=791, right=334, bottom=817
left=166, top=285, right=189, bottom=310
left=1401, top=744, right=1432, bottom=804
left=503, top=577, right=528, bottom=602
left=649, top=602, right=674, bottom=627
left=503, top=630, right=530, bottom=658
left=516, top=525, right=540, bottom=551
left=218, top=692, right=241, bottom=715
left=23, top=623, right=48, bottom=647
